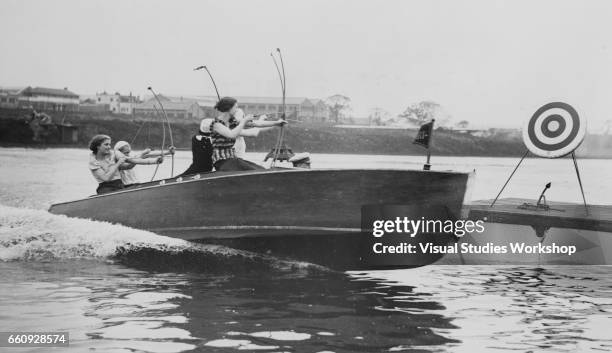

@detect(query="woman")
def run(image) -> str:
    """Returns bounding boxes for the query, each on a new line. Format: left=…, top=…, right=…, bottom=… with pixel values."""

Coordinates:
left=88, top=134, right=127, bottom=194
left=178, top=118, right=214, bottom=177
left=232, top=108, right=286, bottom=158
left=114, top=141, right=175, bottom=187
left=210, top=97, right=285, bottom=171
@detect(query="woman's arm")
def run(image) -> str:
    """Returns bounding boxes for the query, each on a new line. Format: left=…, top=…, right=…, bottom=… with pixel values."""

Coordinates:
left=92, top=157, right=126, bottom=182
left=250, top=118, right=286, bottom=128
left=141, top=146, right=175, bottom=157
left=119, top=162, right=136, bottom=170
left=125, top=157, right=163, bottom=165
left=239, top=128, right=260, bottom=137
left=212, top=116, right=254, bottom=139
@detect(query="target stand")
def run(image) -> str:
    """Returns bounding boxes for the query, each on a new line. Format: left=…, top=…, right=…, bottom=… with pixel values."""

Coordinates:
left=491, top=102, right=589, bottom=214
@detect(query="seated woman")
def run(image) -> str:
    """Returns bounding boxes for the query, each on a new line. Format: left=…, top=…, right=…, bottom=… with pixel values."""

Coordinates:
left=178, top=118, right=214, bottom=177
left=113, top=141, right=175, bottom=187
left=88, top=134, right=127, bottom=194
left=210, top=97, right=285, bottom=171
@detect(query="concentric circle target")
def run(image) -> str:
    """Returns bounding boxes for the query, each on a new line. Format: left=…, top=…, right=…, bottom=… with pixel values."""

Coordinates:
left=522, top=102, right=586, bottom=158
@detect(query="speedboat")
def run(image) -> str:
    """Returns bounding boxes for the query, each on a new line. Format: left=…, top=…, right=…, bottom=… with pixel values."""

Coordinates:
left=49, top=167, right=473, bottom=270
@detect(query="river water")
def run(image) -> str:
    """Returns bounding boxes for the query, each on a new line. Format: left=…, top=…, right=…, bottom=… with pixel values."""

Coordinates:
left=1, top=147, right=611, bottom=352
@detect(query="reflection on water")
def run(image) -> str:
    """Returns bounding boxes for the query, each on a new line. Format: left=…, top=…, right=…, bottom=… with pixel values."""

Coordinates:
left=370, top=265, right=612, bottom=352
left=1, top=261, right=612, bottom=352
left=180, top=271, right=457, bottom=352
left=0, top=261, right=196, bottom=352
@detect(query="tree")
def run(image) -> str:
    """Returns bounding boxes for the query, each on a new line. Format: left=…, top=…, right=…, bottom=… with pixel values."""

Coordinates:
left=368, top=107, right=391, bottom=126
left=398, top=101, right=451, bottom=126
left=456, top=120, right=469, bottom=129
left=325, top=94, right=351, bottom=123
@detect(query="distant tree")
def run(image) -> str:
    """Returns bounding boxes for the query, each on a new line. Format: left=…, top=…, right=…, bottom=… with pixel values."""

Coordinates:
left=368, top=107, right=391, bottom=126
left=398, top=101, right=451, bottom=126
left=325, top=94, right=351, bottom=123
left=456, top=120, right=469, bottom=129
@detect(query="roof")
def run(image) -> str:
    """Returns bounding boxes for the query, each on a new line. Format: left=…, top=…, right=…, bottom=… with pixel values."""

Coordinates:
left=0, top=86, right=25, bottom=95
left=135, top=99, right=200, bottom=111
left=21, top=86, right=79, bottom=98
left=234, top=96, right=308, bottom=105
left=141, top=95, right=326, bottom=107
left=143, top=95, right=216, bottom=107
left=119, top=95, right=138, bottom=103
left=195, top=95, right=308, bottom=105
left=97, top=91, right=138, bottom=102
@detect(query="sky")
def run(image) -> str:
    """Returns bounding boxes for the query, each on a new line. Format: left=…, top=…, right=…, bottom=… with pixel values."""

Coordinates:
left=1, top=0, right=611, bottom=130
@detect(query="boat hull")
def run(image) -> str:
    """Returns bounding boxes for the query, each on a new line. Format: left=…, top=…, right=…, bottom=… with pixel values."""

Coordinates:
left=50, top=168, right=472, bottom=269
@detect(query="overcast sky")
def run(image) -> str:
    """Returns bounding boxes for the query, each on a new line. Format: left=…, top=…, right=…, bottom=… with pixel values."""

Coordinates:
left=1, top=0, right=611, bottom=130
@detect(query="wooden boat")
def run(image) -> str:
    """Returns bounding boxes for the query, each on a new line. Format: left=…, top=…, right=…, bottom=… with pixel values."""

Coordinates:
left=438, top=198, right=612, bottom=265
left=49, top=168, right=473, bottom=270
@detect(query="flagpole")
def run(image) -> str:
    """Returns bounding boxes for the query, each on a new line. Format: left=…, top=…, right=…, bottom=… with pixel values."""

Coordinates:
left=423, top=119, right=435, bottom=170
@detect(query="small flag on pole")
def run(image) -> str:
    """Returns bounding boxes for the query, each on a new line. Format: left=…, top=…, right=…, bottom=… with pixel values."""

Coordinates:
left=413, top=119, right=435, bottom=170
left=413, top=119, right=435, bottom=148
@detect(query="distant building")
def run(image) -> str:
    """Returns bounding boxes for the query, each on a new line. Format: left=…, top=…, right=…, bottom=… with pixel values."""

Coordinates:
left=235, top=96, right=302, bottom=119
left=131, top=94, right=330, bottom=123
left=95, top=91, right=140, bottom=114
left=213, top=96, right=330, bottom=122
left=133, top=95, right=211, bottom=121
left=298, top=98, right=330, bottom=122
left=79, top=101, right=109, bottom=113
left=19, top=86, right=79, bottom=111
left=0, top=87, right=21, bottom=108
left=0, top=86, right=80, bottom=111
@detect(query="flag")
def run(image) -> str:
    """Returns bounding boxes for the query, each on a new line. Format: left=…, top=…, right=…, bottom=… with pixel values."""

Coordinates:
left=413, top=120, right=435, bottom=148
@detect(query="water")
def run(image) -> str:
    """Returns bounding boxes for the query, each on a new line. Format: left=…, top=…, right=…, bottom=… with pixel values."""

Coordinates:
left=1, top=147, right=612, bottom=352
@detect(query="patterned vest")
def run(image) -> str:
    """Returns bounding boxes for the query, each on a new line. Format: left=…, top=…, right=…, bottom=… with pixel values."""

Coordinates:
left=210, top=116, right=239, bottom=164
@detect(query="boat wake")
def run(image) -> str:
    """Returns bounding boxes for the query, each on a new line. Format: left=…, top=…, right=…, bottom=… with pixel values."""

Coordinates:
left=0, top=204, right=327, bottom=274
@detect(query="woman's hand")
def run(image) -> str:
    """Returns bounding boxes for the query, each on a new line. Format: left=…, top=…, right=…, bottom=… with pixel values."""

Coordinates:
left=155, top=156, right=164, bottom=164
left=168, top=146, right=176, bottom=155
left=277, top=119, right=288, bottom=126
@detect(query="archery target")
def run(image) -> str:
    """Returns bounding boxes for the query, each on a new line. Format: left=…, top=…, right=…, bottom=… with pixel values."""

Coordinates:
left=522, top=102, right=586, bottom=158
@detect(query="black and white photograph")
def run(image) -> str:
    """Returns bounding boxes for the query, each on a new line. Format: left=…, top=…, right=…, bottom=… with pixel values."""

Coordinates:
left=1, top=0, right=612, bottom=352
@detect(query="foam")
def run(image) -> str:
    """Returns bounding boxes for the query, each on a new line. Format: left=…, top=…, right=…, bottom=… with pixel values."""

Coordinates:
left=0, top=204, right=188, bottom=261
left=0, top=204, right=329, bottom=275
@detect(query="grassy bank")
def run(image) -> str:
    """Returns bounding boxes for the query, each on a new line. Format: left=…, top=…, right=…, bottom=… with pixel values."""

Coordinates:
left=1, top=109, right=611, bottom=158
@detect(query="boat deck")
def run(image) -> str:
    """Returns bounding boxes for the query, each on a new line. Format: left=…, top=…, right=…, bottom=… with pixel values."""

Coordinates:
left=464, top=198, right=612, bottom=233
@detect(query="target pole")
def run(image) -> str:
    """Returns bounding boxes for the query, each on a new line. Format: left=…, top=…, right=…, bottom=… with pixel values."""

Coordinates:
left=571, top=152, right=589, bottom=215
left=490, top=150, right=529, bottom=208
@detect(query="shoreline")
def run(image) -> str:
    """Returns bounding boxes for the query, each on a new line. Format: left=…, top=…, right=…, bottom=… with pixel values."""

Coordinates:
left=1, top=142, right=611, bottom=160
left=2, top=112, right=611, bottom=158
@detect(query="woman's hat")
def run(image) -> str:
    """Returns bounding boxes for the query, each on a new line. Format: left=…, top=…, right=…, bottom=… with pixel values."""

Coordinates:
left=214, top=97, right=237, bottom=112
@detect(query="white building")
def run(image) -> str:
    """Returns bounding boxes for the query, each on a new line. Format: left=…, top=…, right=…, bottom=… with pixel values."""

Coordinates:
left=17, top=86, right=80, bottom=111
left=95, top=92, right=139, bottom=114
